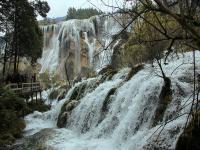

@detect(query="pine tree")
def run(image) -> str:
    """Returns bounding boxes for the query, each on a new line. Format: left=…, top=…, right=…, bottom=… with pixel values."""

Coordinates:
left=0, top=0, right=50, bottom=77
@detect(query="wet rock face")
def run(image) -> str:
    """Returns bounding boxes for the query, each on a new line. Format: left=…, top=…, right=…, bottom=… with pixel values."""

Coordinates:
left=57, top=112, right=70, bottom=128
left=57, top=80, right=95, bottom=128
left=57, top=100, right=79, bottom=128
left=153, top=77, right=172, bottom=126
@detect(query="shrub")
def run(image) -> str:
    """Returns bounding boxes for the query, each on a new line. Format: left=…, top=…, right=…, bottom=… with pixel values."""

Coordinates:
left=0, top=87, right=27, bottom=146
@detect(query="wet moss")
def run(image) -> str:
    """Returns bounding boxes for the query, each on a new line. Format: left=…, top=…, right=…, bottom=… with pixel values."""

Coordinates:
left=124, top=64, right=144, bottom=81
left=98, top=87, right=117, bottom=124
left=57, top=84, right=86, bottom=128
left=98, top=65, right=118, bottom=81
left=102, top=88, right=117, bottom=113
left=69, top=83, right=86, bottom=100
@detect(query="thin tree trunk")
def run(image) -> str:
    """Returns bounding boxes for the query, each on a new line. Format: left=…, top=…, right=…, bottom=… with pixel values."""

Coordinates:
left=2, top=37, right=8, bottom=81
left=16, top=55, right=20, bottom=71
left=156, top=58, right=166, bottom=79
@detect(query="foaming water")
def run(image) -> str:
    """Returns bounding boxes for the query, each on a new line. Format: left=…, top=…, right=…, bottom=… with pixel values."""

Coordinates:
left=26, top=52, right=199, bottom=149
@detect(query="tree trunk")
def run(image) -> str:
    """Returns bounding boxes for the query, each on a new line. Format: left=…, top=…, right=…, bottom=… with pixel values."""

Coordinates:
left=2, top=36, right=8, bottom=81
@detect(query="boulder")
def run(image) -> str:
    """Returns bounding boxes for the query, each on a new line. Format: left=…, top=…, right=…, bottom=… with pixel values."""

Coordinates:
left=57, top=89, right=67, bottom=101
left=57, top=112, right=70, bottom=128
left=65, top=100, right=78, bottom=111
left=57, top=100, right=79, bottom=128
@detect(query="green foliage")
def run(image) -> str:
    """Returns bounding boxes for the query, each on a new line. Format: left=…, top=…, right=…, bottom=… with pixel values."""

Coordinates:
left=0, top=0, right=50, bottom=75
left=122, top=44, right=146, bottom=66
left=13, top=0, right=44, bottom=63
left=0, top=87, right=26, bottom=116
left=0, top=86, right=50, bottom=146
left=66, top=7, right=103, bottom=20
left=33, top=0, right=50, bottom=18
left=0, top=87, right=26, bottom=145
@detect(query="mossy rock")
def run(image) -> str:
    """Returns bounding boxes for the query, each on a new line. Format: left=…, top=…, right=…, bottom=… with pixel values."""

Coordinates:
left=57, top=112, right=70, bottom=128
left=98, top=65, right=115, bottom=75
left=57, top=100, right=78, bottom=128
left=99, top=88, right=117, bottom=124
left=98, top=65, right=118, bottom=81
left=57, top=90, right=67, bottom=101
left=69, top=83, right=86, bottom=100
left=124, top=64, right=144, bottom=81
left=102, top=88, right=117, bottom=113
left=35, top=145, right=49, bottom=150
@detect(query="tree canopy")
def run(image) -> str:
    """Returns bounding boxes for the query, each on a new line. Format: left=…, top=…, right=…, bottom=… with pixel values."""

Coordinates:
left=0, top=0, right=50, bottom=77
left=66, top=7, right=103, bottom=20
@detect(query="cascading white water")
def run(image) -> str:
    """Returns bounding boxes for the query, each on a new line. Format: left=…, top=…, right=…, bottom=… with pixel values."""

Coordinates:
left=83, top=31, right=95, bottom=65
left=38, top=25, right=61, bottom=73
left=24, top=51, right=200, bottom=150
left=38, top=15, right=123, bottom=79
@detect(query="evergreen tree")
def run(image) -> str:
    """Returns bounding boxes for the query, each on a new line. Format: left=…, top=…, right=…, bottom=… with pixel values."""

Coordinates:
left=0, top=0, right=50, bottom=76
left=66, top=7, right=103, bottom=20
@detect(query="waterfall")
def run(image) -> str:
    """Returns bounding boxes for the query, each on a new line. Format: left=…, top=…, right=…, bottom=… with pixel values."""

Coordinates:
left=38, top=15, right=123, bottom=79
left=23, top=51, right=200, bottom=150
left=38, top=24, right=61, bottom=73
